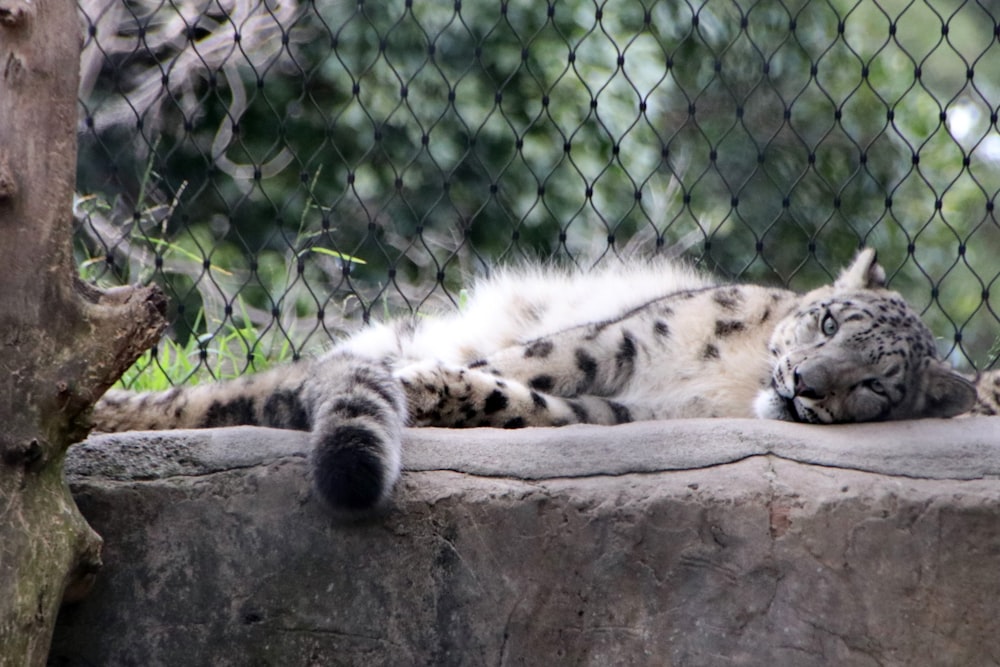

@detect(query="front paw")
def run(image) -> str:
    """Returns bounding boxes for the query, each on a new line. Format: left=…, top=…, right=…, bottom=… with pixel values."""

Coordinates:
left=395, top=361, right=477, bottom=426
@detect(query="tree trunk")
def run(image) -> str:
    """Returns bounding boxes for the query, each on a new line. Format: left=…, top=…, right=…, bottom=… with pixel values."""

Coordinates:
left=0, top=2, right=166, bottom=664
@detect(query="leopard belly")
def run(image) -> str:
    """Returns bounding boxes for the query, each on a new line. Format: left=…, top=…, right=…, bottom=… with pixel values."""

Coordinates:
left=391, top=283, right=798, bottom=427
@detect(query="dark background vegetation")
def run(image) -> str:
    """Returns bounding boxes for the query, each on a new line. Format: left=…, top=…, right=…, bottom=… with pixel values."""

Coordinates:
left=74, top=0, right=1000, bottom=384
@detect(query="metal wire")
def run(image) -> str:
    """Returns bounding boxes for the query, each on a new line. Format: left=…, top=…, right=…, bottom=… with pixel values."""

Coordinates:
left=74, top=0, right=1000, bottom=384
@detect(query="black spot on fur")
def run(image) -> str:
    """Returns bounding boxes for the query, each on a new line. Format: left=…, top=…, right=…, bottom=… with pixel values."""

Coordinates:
left=567, top=399, right=590, bottom=422
left=262, top=390, right=310, bottom=430
left=653, top=320, right=670, bottom=337
left=101, top=394, right=125, bottom=408
left=312, top=425, right=386, bottom=511
left=468, top=359, right=488, bottom=369
left=350, top=368, right=402, bottom=412
left=581, top=323, right=601, bottom=340
left=524, top=339, right=554, bottom=358
left=616, top=333, right=637, bottom=368
left=333, top=396, right=385, bottom=420
left=530, top=391, right=547, bottom=408
left=203, top=397, right=258, bottom=427
left=607, top=400, right=632, bottom=424
left=714, top=319, right=746, bottom=337
left=503, top=417, right=526, bottom=429
left=575, top=349, right=598, bottom=388
left=530, top=375, right=555, bottom=392
left=713, top=288, right=742, bottom=311
left=484, top=389, right=509, bottom=414
left=703, top=343, right=720, bottom=360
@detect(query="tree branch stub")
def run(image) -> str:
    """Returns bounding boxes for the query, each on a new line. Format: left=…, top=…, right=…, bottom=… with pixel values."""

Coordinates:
left=0, top=159, right=15, bottom=200
left=0, top=1, right=31, bottom=29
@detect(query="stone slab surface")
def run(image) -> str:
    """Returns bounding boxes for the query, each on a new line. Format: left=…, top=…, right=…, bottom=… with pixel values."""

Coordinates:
left=50, top=417, right=1000, bottom=666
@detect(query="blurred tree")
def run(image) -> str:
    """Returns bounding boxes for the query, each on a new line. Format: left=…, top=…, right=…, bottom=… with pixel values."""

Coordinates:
left=75, top=0, right=1000, bottom=373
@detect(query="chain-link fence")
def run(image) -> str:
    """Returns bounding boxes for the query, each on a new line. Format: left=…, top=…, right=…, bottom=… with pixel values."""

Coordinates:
left=74, top=0, right=1000, bottom=386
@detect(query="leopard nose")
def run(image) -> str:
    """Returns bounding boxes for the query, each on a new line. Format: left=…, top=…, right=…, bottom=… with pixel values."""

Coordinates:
left=793, top=368, right=824, bottom=400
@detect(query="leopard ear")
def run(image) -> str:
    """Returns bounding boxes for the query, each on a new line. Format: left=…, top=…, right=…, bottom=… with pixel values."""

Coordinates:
left=835, top=248, right=886, bottom=290
left=921, top=359, right=977, bottom=418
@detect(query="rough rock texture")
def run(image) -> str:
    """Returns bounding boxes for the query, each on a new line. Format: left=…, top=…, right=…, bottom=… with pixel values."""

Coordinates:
left=51, top=418, right=1000, bottom=666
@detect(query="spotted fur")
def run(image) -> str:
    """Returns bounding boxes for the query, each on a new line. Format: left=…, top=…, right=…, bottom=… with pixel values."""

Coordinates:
left=973, top=371, right=1000, bottom=416
left=92, top=250, right=991, bottom=512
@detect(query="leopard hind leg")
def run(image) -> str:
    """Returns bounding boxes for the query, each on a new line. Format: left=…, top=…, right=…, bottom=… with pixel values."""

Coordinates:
left=94, top=351, right=408, bottom=513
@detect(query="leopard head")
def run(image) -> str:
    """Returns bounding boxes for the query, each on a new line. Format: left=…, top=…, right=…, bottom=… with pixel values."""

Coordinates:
left=754, top=249, right=976, bottom=424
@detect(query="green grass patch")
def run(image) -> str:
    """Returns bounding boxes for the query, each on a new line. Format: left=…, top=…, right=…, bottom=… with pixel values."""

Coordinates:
left=119, top=304, right=298, bottom=392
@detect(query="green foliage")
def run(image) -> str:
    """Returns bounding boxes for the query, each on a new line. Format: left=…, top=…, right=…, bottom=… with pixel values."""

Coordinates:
left=118, top=300, right=297, bottom=392
left=986, top=335, right=1000, bottom=371
left=76, top=0, right=1000, bottom=379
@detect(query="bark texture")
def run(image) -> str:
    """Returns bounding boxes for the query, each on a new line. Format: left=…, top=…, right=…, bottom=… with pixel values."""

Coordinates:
left=0, top=2, right=166, bottom=664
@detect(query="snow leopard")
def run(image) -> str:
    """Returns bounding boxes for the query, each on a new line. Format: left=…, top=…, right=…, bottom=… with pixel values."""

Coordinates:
left=92, top=248, right=996, bottom=513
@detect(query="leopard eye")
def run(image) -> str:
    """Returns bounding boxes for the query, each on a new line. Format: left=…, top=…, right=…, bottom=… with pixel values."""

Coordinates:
left=865, top=379, right=887, bottom=396
left=820, top=312, right=838, bottom=336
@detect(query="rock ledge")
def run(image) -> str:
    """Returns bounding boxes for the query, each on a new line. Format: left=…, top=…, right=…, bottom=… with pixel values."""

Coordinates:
left=52, top=418, right=1000, bottom=666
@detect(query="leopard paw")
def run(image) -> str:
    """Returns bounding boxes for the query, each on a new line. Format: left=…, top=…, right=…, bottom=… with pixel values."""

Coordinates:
left=395, top=361, right=482, bottom=426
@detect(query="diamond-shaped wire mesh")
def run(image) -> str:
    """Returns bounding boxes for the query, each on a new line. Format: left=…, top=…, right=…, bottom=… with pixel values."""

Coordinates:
left=74, top=0, right=1000, bottom=386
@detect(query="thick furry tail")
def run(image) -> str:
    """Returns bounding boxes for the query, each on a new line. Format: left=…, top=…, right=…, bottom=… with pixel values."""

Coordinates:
left=92, top=352, right=408, bottom=513
left=304, top=352, right=408, bottom=512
